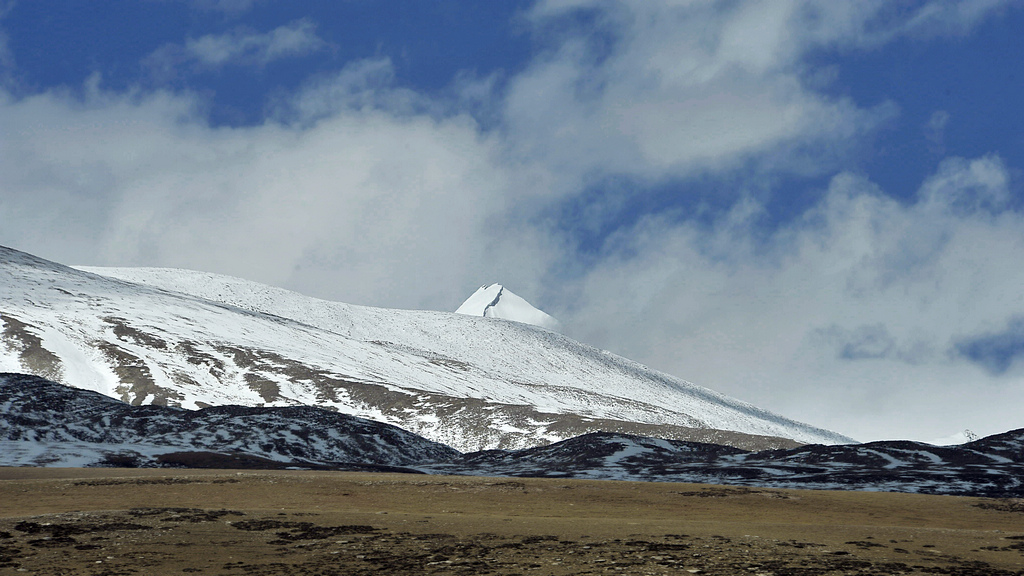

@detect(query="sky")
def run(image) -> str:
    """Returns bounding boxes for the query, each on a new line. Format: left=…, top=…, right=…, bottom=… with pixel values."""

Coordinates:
left=2, top=0, right=1024, bottom=444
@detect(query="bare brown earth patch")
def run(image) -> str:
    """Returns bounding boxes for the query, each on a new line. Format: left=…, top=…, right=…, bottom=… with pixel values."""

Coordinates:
left=1, top=468, right=1022, bottom=575
left=0, top=314, right=64, bottom=383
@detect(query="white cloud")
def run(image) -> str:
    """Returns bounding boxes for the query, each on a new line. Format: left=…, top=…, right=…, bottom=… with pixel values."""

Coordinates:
left=504, top=1, right=900, bottom=193
left=275, top=58, right=436, bottom=124
left=188, top=19, right=323, bottom=66
left=506, top=0, right=1015, bottom=192
left=0, top=66, right=557, bottom=312
left=146, top=19, right=325, bottom=77
left=558, top=155, right=1024, bottom=442
left=900, top=0, right=1015, bottom=37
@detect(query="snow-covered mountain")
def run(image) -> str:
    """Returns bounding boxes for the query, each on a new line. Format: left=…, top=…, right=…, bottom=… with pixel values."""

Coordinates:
left=455, top=284, right=560, bottom=331
left=0, top=245, right=853, bottom=451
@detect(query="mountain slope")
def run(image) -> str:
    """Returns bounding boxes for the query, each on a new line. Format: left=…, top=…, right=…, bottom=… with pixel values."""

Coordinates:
left=0, top=373, right=457, bottom=470
left=0, top=245, right=852, bottom=451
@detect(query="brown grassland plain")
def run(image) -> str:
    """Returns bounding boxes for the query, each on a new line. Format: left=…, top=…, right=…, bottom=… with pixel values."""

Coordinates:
left=0, top=467, right=1022, bottom=575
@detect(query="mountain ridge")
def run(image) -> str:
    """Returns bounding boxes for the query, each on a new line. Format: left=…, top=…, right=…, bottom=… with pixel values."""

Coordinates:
left=3, top=374, right=1021, bottom=498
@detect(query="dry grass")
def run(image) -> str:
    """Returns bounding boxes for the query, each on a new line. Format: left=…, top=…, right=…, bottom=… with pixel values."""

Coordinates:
left=1, top=467, right=1022, bottom=575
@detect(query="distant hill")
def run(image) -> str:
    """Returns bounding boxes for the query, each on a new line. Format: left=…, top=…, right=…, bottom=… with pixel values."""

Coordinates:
left=3, top=374, right=1022, bottom=497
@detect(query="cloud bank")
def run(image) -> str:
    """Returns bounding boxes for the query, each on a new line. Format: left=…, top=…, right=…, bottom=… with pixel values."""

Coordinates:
left=1, top=0, right=1022, bottom=442
left=0, top=62, right=554, bottom=311
left=562, top=155, right=1024, bottom=441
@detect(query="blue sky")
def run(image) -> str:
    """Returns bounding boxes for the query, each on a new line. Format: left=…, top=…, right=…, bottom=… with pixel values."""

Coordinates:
left=2, top=0, right=1024, bottom=443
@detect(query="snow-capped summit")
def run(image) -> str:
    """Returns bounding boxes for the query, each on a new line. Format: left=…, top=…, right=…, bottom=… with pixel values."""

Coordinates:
left=455, top=284, right=560, bottom=331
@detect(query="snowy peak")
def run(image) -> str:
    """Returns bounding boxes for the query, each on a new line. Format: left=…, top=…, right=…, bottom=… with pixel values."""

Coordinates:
left=455, top=284, right=560, bottom=331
